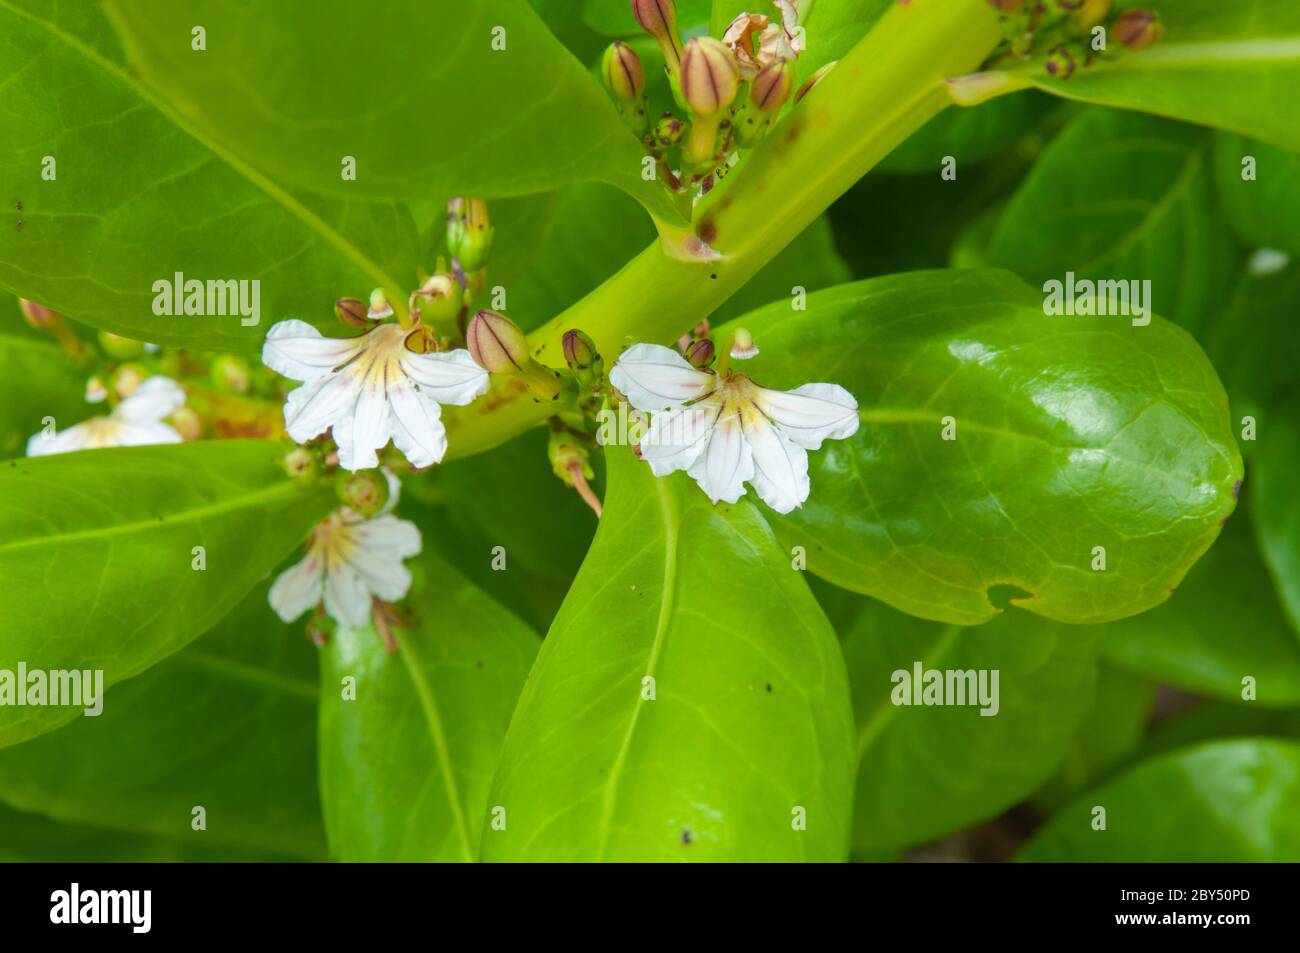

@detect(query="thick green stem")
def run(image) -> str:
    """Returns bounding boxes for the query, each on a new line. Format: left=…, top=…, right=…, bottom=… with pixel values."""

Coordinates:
left=443, top=0, right=1002, bottom=460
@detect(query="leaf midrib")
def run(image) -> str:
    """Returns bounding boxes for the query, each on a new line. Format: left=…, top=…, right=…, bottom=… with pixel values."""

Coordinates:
left=1, top=0, right=405, bottom=296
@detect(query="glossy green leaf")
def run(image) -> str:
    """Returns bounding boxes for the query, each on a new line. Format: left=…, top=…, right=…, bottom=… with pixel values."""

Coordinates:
left=1036, top=664, right=1154, bottom=810
left=1019, top=0, right=1300, bottom=153
left=877, top=91, right=1053, bottom=175
left=987, top=109, right=1231, bottom=334
left=1020, top=739, right=1300, bottom=861
left=0, top=580, right=325, bottom=859
left=482, top=444, right=856, bottom=861
left=1213, top=133, right=1300, bottom=256
left=317, top=553, right=538, bottom=862
left=848, top=598, right=1099, bottom=852
left=1144, top=701, right=1300, bottom=759
left=1103, top=503, right=1300, bottom=704
left=0, top=0, right=422, bottom=352
left=0, top=440, right=334, bottom=747
left=731, top=269, right=1243, bottom=625
left=1252, top=400, right=1300, bottom=639
left=105, top=0, right=682, bottom=224
left=0, top=336, right=87, bottom=459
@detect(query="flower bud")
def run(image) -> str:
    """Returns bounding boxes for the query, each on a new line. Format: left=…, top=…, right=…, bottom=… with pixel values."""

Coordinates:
left=412, top=272, right=463, bottom=329
left=1071, top=0, right=1112, bottom=29
left=685, top=338, right=715, bottom=368
left=112, top=364, right=146, bottom=399
left=367, top=287, right=394, bottom=320
left=562, top=329, right=602, bottom=375
left=97, top=330, right=145, bottom=360
left=549, top=432, right=602, bottom=517
left=467, top=309, right=529, bottom=374
left=603, top=42, right=645, bottom=103
left=735, top=61, right=793, bottom=147
left=447, top=198, right=493, bottom=272
left=680, top=37, right=739, bottom=117
left=728, top=327, right=758, bottom=361
left=652, top=112, right=686, bottom=149
left=210, top=354, right=252, bottom=394
left=1045, top=46, right=1076, bottom=78
left=171, top=405, right=202, bottom=442
left=18, top=298, right=58, bottom=329
left=336, top=468, right=389, bottom=516
left=335, top=297, right=371, bottom=329
left=283, top=446, right=319, bottom=484
left=631, top=0, right=683, bottom=73
left=795, top=61, right=836, bottom=104
left=1113, top=10, right=1163, bottom=50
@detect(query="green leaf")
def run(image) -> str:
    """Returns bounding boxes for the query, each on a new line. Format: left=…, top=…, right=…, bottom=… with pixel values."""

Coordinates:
left=0, top=336, right=87, bottom=459
left=1036, top=664, right=1155, bottom=810
left=105, top=0, right=683, bottom=225
left=1144, top=701, right=1300, bottom=759
left=730, top=269, right=1242, bottom=625
left=0, top=440, right=334, bottom=747
left=0, top=0, right=422, bottom=352
left=1252, top=400, right=1300, bottom=639
left=987, top=109, right=1231, bottom=335
left=0, top=579, right=325, bottom=859
left=1020, top=739, right=1300, bottom=861
left=1103, top=500, right=1300, bottom=705
left=481, top=445, right=856, bottom=861
left=847, top=598, right=1100, bottom=852
left=1202, top=265, right=1300, bottom=421
left=317, top=553, right=538, bottom=862
left=1019, top=0, right=1300, bottom=153
left=1213, top=133, right=1300, bottom=256
left=877, top=91, right=1053, bottom=175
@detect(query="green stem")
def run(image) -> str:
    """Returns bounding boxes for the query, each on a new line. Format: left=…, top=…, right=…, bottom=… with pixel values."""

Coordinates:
left=443, top=0, right=1003, bottom=460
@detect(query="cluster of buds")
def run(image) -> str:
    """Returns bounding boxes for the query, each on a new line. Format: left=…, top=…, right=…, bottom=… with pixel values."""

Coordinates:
left=601, top=0, right=804, bottom=199
left=985, top=1, right=1163, bottom=76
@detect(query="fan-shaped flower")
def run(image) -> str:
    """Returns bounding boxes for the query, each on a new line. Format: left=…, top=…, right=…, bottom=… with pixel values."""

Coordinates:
left=26, top=376, right=185, bottom=456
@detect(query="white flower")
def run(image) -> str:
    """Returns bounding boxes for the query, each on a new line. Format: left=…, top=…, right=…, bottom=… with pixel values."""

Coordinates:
left=722, top=0, right=803, bottom=80
left=268, top=471, right=421, bottom=628
left=262, top=319, right=489, bottom=472
left=26, top=376, right=185, bottom=456
left=609, top=342, right=859, bottom=514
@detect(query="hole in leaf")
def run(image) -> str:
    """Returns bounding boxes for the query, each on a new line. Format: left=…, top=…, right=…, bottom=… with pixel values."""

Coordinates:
left=985, top=584, right=1034, bottom=612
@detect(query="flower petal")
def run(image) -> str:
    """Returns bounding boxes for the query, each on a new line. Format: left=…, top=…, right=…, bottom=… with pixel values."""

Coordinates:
left=113, top=422, right=183, bottom=447
left=610, top=343, right=716, bottom=412
left=752, top=381, right=860, bottom=449
left=686, top=403, right=753, bottom=504
left=282, top=372, right=358, bottom=445
left=401, top=348, right=490, bottom=406
left=743, top=411, right=809, bottom=514
left=26, top=422, right=93, bottom=456
left=333, top=357, right=392, bottom=472
left=323, top=564, right=373, bottom=628
left=387, top=375, right=448, bottom=469
left=349, top=555, right=412, bottom=604
left=263, top=319, right=363, bottom=382
left=115, top=376, right=185, bottom=424
left=639, top=397, right=722, bottom=477
left=268, top=553, right=323, bottom=623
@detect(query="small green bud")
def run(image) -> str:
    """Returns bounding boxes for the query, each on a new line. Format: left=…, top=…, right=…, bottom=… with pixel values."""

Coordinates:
left=97, top=330, right=146, bottom=360
left=447, top=198, right=493, bottom=272
left=603, top=42, right=645, bottom=103
left=680, top=37, right=739, bottom=117
left=18, top=298, right=58, bottom=329
left=283, top=446, right=319, bottom=484
left=1113, top=10, right=1163, bottom=50
left=210, top=354, right=253, bottom=394
left=336, top=468, right=389, bottom=516
left=728, top=327, right=758, bottom=361
left=335, top=297, right=372, bottom=328
left=367, top=287, right=394, bottom=319
left=735, top=61, right=793, bottom=147
left=1045, top=46, right=1077, bottom=78
left=652, top=112, right=686, bottom=149
left=412, top=272, right=463, bottom=329
left=562, top=329, right=602, bottom=373
left=171, top=405, right=202, bottom=442
left=685, top=338, right=715, bottom=368
left=467, top=309, right=529, bottom=374
left=631, top=0, right=683, bottom=75
left=549, top=432, right=602, bottom=517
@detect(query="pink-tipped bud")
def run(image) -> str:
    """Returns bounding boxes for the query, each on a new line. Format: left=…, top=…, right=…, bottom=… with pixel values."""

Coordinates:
left=335, top=297, right=371, bottom=328
left=467, top=309, right=529, bottom=374
left=603, top=42, right=645, bottom=103
left=18, top=298, right=58, bottom=329
left=1113, top=10, right=1164, bottom=50
left=631, top=0, right=683, bottom=68
left=680, top=37, right=740, bottom=117
left=685, top=338, right=715, bottom=368
left=562, top=328, right=601, bottom=375
left=751, top=61, right=794, bottom=114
